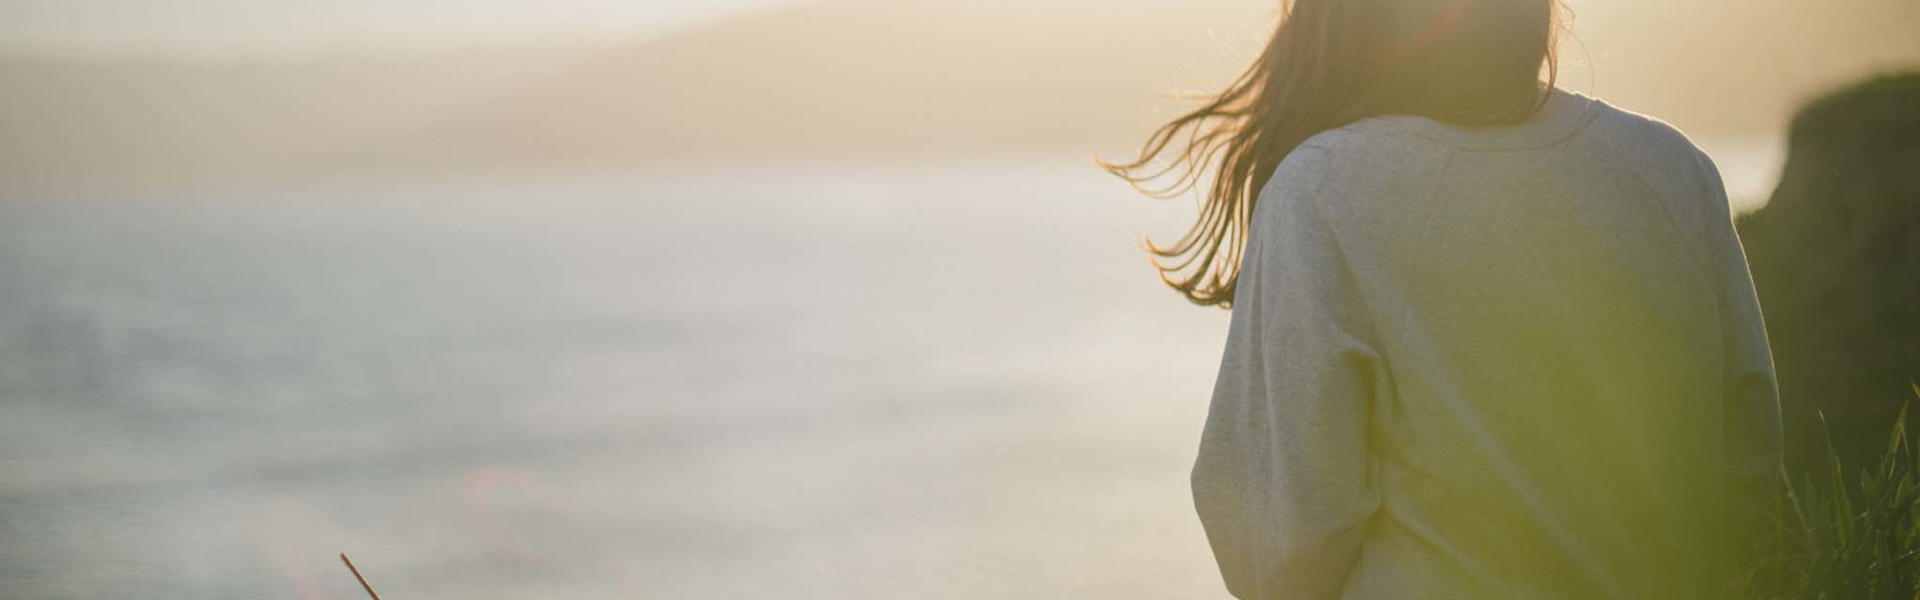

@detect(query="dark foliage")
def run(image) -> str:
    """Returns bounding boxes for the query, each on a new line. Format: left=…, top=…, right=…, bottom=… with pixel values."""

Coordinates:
left=1736, top=72, right=1920, bottom=472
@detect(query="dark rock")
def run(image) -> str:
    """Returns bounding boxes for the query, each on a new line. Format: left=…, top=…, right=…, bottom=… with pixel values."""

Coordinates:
left=1737, top=71, right=1920, bottom=470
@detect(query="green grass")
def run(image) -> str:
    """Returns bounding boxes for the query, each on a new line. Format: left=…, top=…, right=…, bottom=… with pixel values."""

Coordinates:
left=1738, top=385, right=1920, bottom=599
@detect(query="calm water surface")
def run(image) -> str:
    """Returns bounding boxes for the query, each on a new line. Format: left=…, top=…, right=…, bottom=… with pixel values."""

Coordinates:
left=0, top=162, right=1231, bottom=599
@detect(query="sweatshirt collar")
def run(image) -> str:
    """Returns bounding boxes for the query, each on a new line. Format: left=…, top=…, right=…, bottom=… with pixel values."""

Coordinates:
left=1346, top=88, right=1600, bottom=151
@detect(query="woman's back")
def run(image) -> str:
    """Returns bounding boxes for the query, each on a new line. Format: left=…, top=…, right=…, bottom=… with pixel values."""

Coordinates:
left=1190, top=89, right=1782, bottom=598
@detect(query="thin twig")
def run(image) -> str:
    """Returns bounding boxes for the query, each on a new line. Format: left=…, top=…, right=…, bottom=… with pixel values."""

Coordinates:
left=339, top=553, right=384, bottom=600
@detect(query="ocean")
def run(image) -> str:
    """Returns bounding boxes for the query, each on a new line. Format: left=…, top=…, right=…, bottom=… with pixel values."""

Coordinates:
left=0, top=140, right=1779, bottom=598
left=0, top=160, right=1233, bottom=599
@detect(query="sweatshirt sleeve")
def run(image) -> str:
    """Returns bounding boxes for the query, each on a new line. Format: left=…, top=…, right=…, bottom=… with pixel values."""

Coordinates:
left=1191, top=147, right=1383, bottom=600
left=1695, top=151, right=1785, bottom=557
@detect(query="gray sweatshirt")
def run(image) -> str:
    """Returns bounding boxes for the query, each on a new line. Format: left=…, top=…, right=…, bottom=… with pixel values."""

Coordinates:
left=1191, top=89, right=1783, bottom=599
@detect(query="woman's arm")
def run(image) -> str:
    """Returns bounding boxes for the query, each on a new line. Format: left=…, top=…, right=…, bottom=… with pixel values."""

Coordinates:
left=1191, top=148, right=1383, bottom=599
left=1697, top=151, right=1785, bottom=565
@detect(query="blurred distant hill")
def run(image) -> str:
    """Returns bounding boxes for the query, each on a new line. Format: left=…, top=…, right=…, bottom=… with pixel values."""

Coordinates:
left=1, top=0, right=1916, bottom=188
left=0, top=47, right=577, bottom=188
left=345, top=0, right=1264, bottom=171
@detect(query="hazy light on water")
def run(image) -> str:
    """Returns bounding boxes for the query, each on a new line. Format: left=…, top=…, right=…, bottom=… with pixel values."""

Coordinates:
left=1698, top=135, right=1789, bottom=213
left=0, top=161, right=1231, bottom=598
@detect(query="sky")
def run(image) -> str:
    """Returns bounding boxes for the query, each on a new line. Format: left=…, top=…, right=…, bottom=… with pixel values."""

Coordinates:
left=0, top=0, right=806, bottom=57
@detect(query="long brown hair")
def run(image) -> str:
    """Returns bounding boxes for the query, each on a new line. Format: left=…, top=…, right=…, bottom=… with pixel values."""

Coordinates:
left=1101, top=0, right=1564, bottom=306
